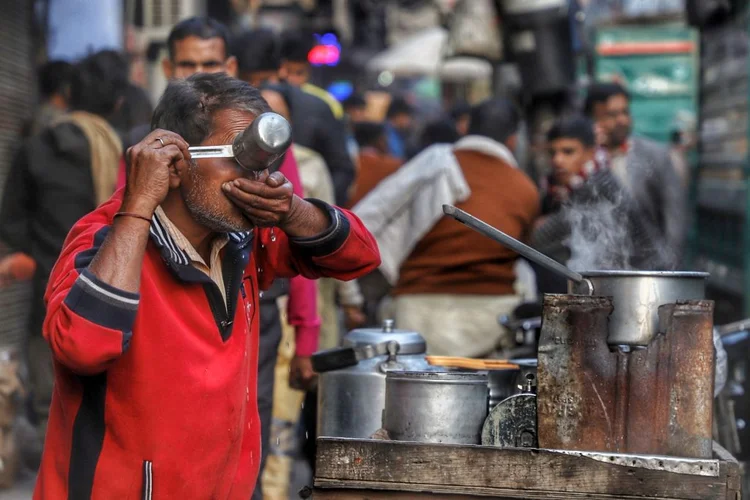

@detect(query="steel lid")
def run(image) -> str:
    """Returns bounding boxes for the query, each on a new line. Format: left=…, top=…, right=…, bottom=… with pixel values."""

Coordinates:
left=386, top=370, right=488, bottom=384
left=343, top=319, right=427, bottom=355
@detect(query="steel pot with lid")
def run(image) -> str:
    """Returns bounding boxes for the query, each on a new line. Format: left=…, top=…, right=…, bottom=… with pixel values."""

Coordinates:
left=313, top=320, right=432, bottom=438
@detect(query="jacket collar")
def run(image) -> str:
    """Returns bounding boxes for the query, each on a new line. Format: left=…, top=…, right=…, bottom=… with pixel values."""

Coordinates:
left=453, top=135, right=519, bottom=169
left=148, top=215, right=253, bottom=281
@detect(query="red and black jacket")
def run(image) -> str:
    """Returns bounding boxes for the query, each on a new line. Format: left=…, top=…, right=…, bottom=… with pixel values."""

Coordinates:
left=34, top=190, right=380, bottom=500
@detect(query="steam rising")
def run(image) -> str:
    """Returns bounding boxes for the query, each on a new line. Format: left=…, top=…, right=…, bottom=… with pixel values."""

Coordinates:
left=564, top=181, right=676, bottom=272
left=566, top=194, right=632, bottom=272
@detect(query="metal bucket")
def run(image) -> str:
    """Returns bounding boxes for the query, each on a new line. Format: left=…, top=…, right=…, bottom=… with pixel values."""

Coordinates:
left=384, top=371, right=488, bottom=444
left=569, top=271, right=708, bottom=346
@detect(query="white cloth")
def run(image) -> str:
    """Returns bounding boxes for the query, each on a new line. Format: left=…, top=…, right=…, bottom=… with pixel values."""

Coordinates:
left=452, top=135, right=519, bottom=169
left=352, top=143, right=470, bottom=285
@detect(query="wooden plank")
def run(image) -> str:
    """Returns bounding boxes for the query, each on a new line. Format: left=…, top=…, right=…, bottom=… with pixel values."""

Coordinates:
left=313, top=480, right=702, bottom=500
left=313, top=486, right=487, bottom=499
left=315, top=439, right=731, bottom=500
left=712, top=442, right=742, bottom=499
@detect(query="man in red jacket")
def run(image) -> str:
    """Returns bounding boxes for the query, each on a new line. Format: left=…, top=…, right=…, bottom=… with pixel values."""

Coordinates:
left=34, top=72, right=380, bottom=499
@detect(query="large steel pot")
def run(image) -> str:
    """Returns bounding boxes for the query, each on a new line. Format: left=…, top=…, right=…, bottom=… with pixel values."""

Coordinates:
left=312, top=320, right=432, bottom=439
left=384, top=371, right=489, bottom=444
left=569, top=271, right=708, bottom=346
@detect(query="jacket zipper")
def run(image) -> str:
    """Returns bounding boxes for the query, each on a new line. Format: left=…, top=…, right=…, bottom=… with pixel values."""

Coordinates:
left=219, top=253, right=240, bottom=335
left=142, top=460, right=153, bottom=500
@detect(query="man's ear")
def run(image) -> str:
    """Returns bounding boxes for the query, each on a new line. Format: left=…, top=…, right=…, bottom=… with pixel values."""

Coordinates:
left=162, top=57, right=174, bottom=80
left=168, top=158, right=188, bottom=189
left=225, top=56, right=238, bottom=78
left=278, top=61, right=289, bottom=81
left=505, top=134, right=518, bottom=154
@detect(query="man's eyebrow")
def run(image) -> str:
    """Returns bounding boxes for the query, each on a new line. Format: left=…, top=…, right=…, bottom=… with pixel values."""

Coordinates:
left=175, top=59, right=224, bottom=65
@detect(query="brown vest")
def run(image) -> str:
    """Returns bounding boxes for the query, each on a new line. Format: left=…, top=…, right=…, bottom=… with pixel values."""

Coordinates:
left=394, top=149, right=539, bottom=296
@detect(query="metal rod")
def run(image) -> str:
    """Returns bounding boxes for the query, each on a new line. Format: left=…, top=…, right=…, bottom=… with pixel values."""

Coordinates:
left=188, top=145, right=234, bottom=158
left=716, top=318, right=750, bottom=337
left=443, top=204, right=585, bottom=284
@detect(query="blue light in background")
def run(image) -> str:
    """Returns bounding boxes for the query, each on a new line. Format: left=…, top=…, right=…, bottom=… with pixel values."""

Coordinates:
left=327, top=81, right=353, bottom=102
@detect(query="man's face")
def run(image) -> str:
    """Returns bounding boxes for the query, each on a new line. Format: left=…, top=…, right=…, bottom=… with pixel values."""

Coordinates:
left=390, top=113, right=412, bottom=134
left=548, top=137, right=594, bottom=186
left=346, top=106, right=367, bottom=123
left=163, top=36, right=237, bottom=80
left=180, top=108, right=263, bottom=232
left=601, top=94, right=631, bottom=148
left=240, top=70, right=280, bottom=88
left=280, top=61, right=310, bottom=87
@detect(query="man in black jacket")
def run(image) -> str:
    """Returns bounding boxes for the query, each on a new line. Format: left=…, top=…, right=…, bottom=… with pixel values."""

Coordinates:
left=0, top=51, right=128, bottom=446
left=234, top=28, right=355, bottom=205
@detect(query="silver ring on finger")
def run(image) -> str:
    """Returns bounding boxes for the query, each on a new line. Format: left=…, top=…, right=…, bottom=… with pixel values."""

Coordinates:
left=157, top=137, right=166, bottom=147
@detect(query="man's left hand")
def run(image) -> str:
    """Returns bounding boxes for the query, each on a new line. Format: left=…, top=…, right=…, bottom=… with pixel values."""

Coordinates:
left=289, top=355, right=316, bottom=391
left=222, top=171, right=297, bottom=228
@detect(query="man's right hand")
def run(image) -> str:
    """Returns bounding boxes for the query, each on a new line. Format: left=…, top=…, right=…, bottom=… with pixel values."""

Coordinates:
left=123, top=129, right=191, bottom=215
left=0, top=253, right=36, bottom=287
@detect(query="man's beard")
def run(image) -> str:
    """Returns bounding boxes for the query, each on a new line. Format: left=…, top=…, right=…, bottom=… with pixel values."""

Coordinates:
left=609, top=125, right=630, bottom=148
left=183, top=167, right=251, bottom=233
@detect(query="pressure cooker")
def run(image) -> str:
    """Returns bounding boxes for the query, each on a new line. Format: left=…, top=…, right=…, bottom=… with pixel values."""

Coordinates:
left=312, top=320, right=432, bottom=439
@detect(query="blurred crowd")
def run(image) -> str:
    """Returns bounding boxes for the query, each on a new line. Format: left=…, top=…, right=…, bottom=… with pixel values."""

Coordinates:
left=0, top=14, right=689, bottom=498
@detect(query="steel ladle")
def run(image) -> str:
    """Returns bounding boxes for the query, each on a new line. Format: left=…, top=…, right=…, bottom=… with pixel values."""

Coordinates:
left=442, top=205, right=595, bottom=295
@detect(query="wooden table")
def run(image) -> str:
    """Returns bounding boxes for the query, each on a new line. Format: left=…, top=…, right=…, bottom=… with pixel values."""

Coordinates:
left=311, top=438, right=741, bottom=499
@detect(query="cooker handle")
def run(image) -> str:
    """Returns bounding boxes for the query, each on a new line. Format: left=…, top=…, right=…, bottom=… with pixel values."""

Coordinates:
left=312, top=346, right=359, bottom=372
left=312, top=342, right=399, bottom=373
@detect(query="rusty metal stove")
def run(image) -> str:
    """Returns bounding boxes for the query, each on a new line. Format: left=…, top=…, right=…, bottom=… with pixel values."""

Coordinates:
left=536, top=294, right=715, bottom=458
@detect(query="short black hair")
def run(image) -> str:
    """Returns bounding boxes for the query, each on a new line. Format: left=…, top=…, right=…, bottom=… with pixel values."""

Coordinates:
left=468, top=98, right=520, bottom=145
left=343, top=93, right=366, bottom=111
left=69, top=50, right=129, bottom=117
left=450, top=100, right=471, bottom=121
left=280, top=31, right=314, bottom=63
left=233, top=29, right=281, bottom=74
left=546, top=115, right=595, bottom=147
left=38, top=60, right=74, bottom=99
left=583, top=82, right=629, bottom=118
left=419, top=119, right=459, bottom=149
left=152, top=72, right=270, bottom=146
left=387, top=96, right=412, bottom=119
left=167, top=17, right=231, bottom=61
left=353, top=121, right=386, bottom=148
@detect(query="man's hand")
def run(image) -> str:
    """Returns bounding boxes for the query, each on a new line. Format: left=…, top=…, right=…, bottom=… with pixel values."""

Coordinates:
left=123, top=129, right=191, bottom=215
left=223, top=172, right=331, bottom=237
left=222, top=171, right=295, bottom=228
left=0, top=253, right=36, bottom=287
left=289, top=355, right=316, bottom=391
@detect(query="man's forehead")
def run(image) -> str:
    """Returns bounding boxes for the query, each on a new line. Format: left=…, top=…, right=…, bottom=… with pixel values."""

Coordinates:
left=173, top=36, right=226, bottom=60
left=205, top=109, right=256, bottom=144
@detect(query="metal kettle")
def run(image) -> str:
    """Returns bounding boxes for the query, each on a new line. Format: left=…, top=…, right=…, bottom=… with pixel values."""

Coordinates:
left=313, top=320, right=431, bottom=439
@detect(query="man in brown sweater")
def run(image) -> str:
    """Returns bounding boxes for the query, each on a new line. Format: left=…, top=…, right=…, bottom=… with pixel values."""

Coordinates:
left=392, top=98, right=539, bottom=356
